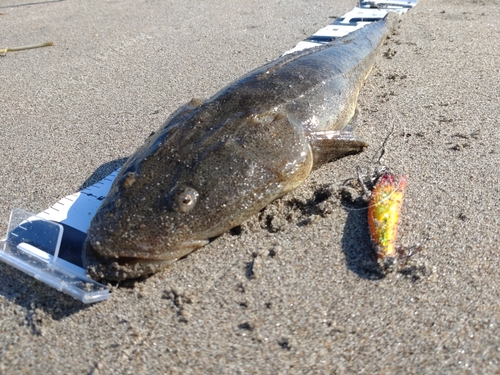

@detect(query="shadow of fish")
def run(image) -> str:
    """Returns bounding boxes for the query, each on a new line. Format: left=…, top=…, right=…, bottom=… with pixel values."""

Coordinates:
left=84, top=15, right=395, bottom=280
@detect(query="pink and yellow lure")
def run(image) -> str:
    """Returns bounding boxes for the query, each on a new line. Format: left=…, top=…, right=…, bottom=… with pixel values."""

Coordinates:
left=368, top=173, right=406, bottom=258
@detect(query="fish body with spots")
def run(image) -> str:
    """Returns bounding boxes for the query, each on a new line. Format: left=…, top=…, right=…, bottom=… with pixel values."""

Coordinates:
left=84, top=16, right=395, bottom=280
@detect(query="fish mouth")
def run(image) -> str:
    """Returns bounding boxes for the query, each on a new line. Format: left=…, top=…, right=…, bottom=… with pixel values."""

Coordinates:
left=82, top=238, right=209, bottom=281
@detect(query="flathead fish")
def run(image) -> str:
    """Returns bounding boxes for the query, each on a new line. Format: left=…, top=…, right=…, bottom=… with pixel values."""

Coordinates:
left=84, top=16, right=395, bottom=280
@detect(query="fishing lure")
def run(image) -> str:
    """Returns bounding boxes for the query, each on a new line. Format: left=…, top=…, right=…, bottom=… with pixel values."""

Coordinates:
left=367, top=172, right=406, bottom=259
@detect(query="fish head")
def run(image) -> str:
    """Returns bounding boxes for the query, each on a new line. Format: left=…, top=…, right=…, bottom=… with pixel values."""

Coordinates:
left=83, top=111, right=310, bottom=280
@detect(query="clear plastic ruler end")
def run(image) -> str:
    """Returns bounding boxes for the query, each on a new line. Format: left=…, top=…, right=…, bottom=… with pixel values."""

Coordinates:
left=0, top=209, right=110, bottom=304
left=0, top=169, right=119, bottom=303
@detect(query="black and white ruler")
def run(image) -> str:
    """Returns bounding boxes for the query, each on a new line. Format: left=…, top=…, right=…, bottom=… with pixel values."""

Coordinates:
left=0, top=0, right=417, bottom=303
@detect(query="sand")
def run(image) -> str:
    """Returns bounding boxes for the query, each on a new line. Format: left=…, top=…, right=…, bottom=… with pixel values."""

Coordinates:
left=1, top=0, right=499, bottom=373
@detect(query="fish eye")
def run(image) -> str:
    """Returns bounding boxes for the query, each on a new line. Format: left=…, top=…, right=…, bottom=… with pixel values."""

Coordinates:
left=173, top=188, right=199, bottom=213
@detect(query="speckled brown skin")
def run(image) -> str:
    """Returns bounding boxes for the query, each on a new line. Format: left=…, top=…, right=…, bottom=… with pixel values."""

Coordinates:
left=84, top=17, right=392, bottom=280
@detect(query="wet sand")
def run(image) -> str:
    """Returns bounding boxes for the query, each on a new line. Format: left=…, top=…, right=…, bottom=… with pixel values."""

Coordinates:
left=1, top=0, right=499, bottom=373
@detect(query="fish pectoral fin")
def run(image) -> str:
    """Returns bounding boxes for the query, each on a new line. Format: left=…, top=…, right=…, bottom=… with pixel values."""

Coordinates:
left=310, top=130, right=367, bottom=169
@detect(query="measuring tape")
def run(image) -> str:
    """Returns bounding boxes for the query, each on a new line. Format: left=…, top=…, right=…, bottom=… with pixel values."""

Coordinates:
left=0, top=0, right=417, bottom=303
